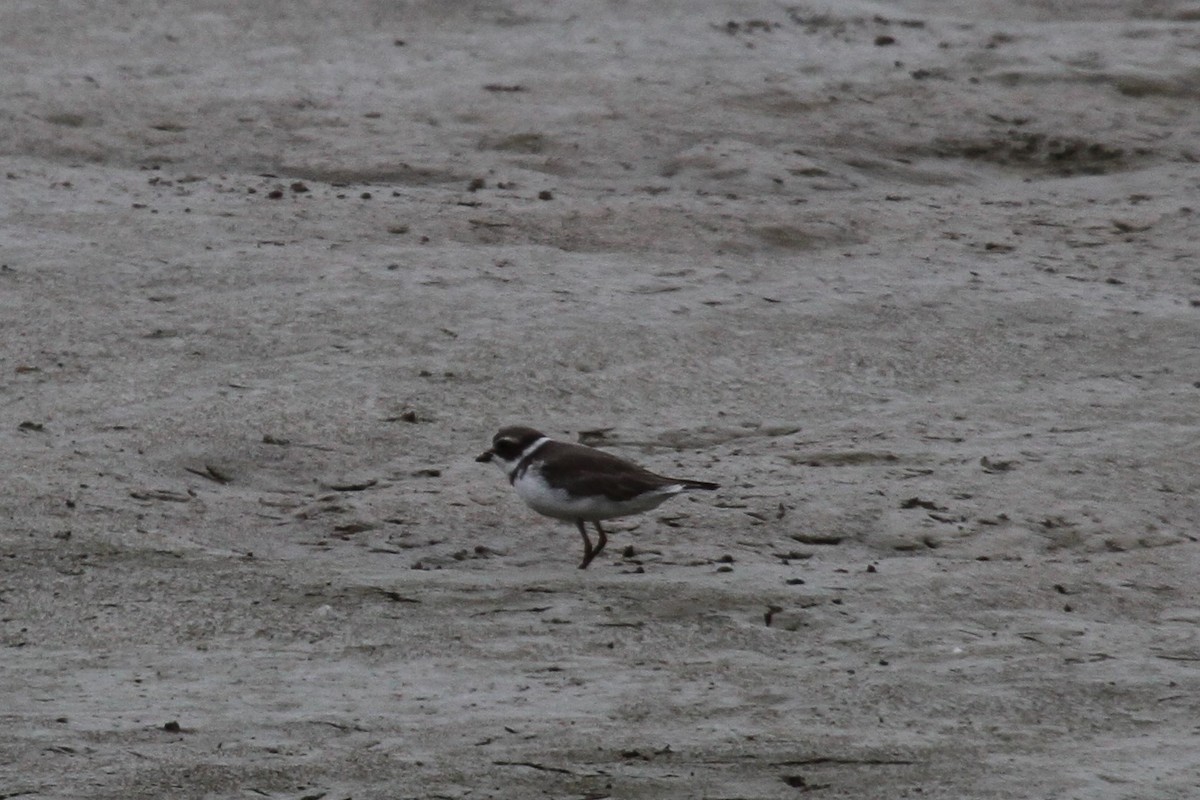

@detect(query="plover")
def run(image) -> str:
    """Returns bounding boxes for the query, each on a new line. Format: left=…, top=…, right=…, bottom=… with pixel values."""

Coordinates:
left=476, top=425, right=719, bottom=568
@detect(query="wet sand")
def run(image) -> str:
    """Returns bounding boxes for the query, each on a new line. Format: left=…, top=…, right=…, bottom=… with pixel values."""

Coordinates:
left=3, top=2, right=1200, bottom=797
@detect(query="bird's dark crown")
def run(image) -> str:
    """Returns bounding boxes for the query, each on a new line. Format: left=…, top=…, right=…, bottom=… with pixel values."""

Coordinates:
left=491, top=426, right=546, bottom=462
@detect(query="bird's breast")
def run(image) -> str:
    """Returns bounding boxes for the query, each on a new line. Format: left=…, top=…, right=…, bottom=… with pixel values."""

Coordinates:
left=512, top=468, right=680, bottom=521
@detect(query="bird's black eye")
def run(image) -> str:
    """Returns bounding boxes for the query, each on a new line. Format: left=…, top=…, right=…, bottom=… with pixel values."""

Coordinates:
left=493, top=438, right=519, bottom=458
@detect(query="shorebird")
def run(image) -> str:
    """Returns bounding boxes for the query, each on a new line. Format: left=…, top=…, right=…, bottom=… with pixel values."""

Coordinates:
left=477, top=426, right=719, bottom=568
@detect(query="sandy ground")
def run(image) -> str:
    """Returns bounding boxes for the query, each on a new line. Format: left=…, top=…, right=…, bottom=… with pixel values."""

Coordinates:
left=3, top=1, right=1200, bottom=797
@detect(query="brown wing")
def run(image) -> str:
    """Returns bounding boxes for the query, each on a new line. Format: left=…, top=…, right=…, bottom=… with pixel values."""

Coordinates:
left=535, top=441, right=680, bottom=501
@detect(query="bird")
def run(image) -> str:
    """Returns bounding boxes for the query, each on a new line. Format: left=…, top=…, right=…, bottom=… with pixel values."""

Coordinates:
left=476, top=425, right=719, bottom=568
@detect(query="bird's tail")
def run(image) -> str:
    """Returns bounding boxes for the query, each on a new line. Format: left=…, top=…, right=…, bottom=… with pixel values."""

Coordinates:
left=677, top=479, right=719, bottom=491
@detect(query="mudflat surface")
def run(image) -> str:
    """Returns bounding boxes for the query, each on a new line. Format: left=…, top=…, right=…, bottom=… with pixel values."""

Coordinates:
left=3, top=2, right=1200, bottom=798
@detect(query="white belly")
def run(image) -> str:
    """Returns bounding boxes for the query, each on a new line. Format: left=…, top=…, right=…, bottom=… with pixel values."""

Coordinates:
left=512, top=468, right=681, bottom=522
